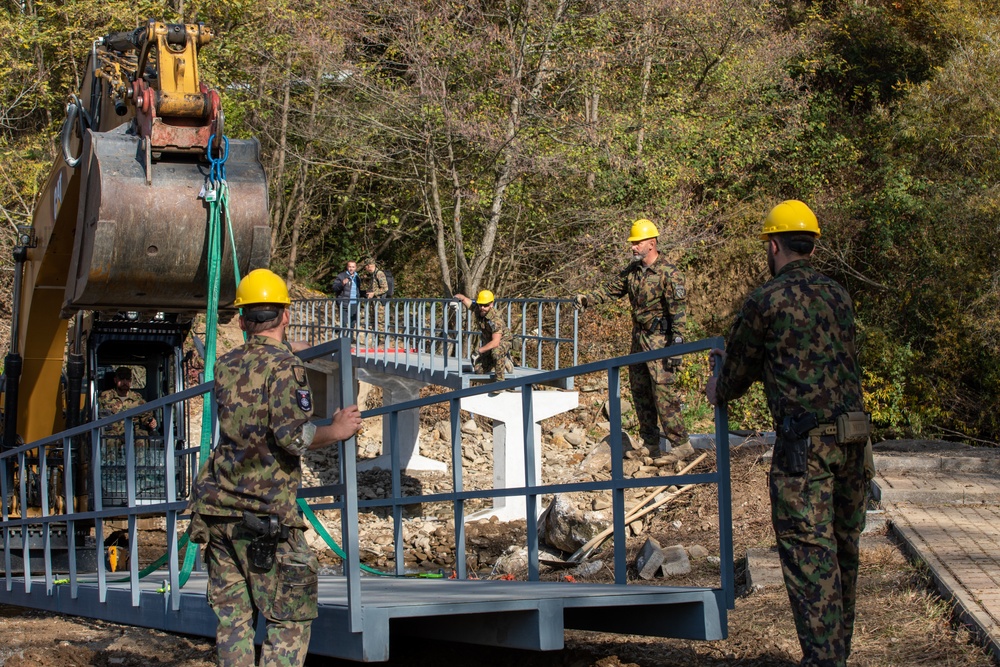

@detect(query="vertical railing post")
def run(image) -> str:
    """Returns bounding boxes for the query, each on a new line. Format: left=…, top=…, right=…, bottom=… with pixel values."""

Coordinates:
left=91, top=429, right=107, bottom=601
left=335, top=336, right=362, bottom=633
left=18, top=449, right=30, bottom=593
left=450, top=397, right=465, bottom=580
left=63, top=435, right=78, bottom=598
left=125, top=421, right=140, bottom=606
left=164, top=399, right=181, bottom=611
left=712, top=339, right=735, bottom=610
left=607, top=366, right=627, bottom=584
left=523, top=385, right=540, bottom=582
left=39, top=443, right=52, bottom=593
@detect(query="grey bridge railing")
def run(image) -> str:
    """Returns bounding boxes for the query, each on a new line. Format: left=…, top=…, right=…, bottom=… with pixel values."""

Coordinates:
left=287, top=297, right=578, bottom=386
left=0, top=335, right=733, bottom=651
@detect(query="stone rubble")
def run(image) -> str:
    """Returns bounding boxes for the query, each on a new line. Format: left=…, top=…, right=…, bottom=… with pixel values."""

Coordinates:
left=297, top=386, right=710, bottom=579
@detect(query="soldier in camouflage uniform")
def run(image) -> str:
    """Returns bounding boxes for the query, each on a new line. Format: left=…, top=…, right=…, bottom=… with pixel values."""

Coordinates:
left=97, top=366, right=157, bottom=436
left=454, top=290, right=514, bottom=382
left=706, top=201, right=869, bottom=667
left=575, top=219, right=689, bottom=455
left=362, top=258, right=388, bottom=299
left=188, top=268, right=362, bottom=667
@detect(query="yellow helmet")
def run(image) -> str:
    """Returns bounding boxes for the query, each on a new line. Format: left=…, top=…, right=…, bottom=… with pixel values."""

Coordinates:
left=475, top=289, right=495, bottom=305
left=627, top=218, right=659, bottom=242
left=760, top=200, right=821, bottom=239
left=233, top=268, right=291, bottom=307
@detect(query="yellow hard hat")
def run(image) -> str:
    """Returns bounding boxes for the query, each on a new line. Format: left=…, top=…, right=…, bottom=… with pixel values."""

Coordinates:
left=233, top=268, right=291, bottom=307
left=760, top=200, right=821, bottom=239
left=475, top=289, right=495, bottom=305
left=627, top=218, right=659, bottom=242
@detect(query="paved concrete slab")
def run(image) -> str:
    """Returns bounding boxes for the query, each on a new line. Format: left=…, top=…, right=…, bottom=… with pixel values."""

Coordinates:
left=889, top=505, right=1000, bottom=659
left=873, top=439, right=1000, bottom=659
left=872, top=470, right=1000, bottom=505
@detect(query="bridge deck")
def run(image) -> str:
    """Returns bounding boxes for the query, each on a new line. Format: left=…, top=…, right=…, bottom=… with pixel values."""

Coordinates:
left=1, top=573, right=725, bottom=662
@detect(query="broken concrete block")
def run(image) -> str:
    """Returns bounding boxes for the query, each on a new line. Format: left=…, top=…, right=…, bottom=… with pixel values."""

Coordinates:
left=635, top=537, right=665, bottom=580
left=687, top=544, right=709, bottom=559
left=661, top=544, right=691, bottom=576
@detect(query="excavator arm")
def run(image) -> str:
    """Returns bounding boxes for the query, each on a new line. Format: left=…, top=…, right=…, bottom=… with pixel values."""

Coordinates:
left=5, top=20, right=269, bottom=446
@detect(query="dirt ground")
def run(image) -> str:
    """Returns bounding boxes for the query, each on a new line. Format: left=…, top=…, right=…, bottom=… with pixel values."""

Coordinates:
left=0, top=444, right=993, bottom=667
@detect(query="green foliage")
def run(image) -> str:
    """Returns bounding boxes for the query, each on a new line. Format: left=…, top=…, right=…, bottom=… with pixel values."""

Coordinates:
left=2, top=0, right=1000, bottom=440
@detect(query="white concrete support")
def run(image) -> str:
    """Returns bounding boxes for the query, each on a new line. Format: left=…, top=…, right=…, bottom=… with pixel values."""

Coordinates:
left=357, top=370, right=446, bottom=472
left=461, top=390, right=579, bottom=522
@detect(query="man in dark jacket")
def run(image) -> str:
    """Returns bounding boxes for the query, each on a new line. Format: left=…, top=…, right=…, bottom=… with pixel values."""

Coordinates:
left=330, top=260, right=360, bottom=331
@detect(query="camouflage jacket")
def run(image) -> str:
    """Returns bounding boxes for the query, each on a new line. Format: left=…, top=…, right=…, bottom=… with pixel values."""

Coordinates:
left=716, top=259, right=864, bottom=426
left=473, top=306, right=513, bottom=351
left=97, top=389, right=154, bottom=436
left=582, top=254, right=687, bottom=352
left=363, top=269, right=388, bottom=298
left=188, top=335, right=316, bottom=528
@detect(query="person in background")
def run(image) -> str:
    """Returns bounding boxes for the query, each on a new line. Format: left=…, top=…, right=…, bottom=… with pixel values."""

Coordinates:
left=574, top=218, right=688, bottom=457
left=188, top=268, right=363, bottom=667
left=706, top=200, right=869, bottom=667
left=330, top=260, right=361, bottom=331
left=362, top=258, right=388, bottom=299
left=98, top=366, right=157, bottom=436
left=453, top=290, right=514, bottom=382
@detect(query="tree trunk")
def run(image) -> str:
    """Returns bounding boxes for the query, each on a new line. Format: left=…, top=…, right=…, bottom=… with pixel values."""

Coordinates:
left=636, top=22, right=653, bottom=163
left=270, top=51, right=293, bottom=251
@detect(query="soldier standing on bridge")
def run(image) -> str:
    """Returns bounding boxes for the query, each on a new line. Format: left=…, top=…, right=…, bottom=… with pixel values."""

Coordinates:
left=188, top=268, right=362, bottom=667
left=454, top=290, right=514, bottom=382
left=362, top=257, right=388, bottom=299
left=705, top=200, right=870, bottom=667
left=574, top=218, right=689, bottom=457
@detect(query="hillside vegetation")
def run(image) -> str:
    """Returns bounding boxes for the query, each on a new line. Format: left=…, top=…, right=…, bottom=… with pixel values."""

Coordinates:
left=1, top=0, right=998, bottom=441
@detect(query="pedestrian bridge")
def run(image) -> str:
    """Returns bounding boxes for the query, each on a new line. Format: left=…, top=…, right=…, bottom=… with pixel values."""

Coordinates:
left=0, top=311, right=736, bottom=662
left=287, top=296, right=579, bottom=389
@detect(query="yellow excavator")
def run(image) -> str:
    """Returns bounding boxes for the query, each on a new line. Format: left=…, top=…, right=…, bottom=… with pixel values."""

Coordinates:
left=1, top=20, right=269, bottom=561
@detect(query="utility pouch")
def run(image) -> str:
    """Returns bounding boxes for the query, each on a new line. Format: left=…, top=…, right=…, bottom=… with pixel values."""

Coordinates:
left=242, top=512, right=288, bottom=572
left=248, top=534, right=278, bottom=571
left=782, top=436, right=809, bottom=475
left=779, top=414, right=815, bottom=476
left=836, top=411, right=870, bottom=445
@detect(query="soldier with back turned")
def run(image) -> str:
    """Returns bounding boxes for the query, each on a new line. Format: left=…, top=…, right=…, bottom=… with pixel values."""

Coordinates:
left=706, top=200, right=870, bottom=667
left=188, top=268, right=362, bottom=667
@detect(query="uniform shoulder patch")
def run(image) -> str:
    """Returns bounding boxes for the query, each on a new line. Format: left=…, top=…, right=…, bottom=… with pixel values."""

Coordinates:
left=296, top=388, right=313, bottom=412
left=292, top=365, right=308, bottom=386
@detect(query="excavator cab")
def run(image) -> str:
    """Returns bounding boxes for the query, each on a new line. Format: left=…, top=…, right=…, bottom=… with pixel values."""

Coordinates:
left=84, top=317, right=192, bottom=508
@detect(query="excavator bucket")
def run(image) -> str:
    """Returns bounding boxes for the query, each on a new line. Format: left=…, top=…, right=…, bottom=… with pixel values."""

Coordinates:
left=63, top=125, right=271, bottom=316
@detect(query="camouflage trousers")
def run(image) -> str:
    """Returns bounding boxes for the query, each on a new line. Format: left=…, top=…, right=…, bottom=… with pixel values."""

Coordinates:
left=200, top=516, right=319, bottom=667
left=473, top=338, right=514, bottom=381
left=628, top=338, right=687, bottom=452
left=770, top=433, right=867, bottom=667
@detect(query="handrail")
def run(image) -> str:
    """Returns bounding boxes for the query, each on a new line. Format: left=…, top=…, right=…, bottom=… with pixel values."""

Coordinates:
left=287, top=297, right=578, bottom=384
left=0, top=334, right=735, bottom=632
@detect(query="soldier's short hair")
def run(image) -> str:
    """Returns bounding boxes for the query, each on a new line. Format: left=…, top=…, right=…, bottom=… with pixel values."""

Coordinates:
left=773, top=232, right=816, bottom=256
left=242, top=304, right=284, bottom=334
left=115, top=366, right=132, bottom=380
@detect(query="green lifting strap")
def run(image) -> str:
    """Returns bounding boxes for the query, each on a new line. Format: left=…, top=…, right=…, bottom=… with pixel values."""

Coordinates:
left=296, top=498, right=391, bottom=577
left=178, top=140, right=236, bottom=588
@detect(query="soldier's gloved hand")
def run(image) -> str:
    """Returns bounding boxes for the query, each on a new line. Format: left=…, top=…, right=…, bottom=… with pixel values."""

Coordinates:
left=668, top=335, right=683, bottom=369
left=470, top=350, right=481, bottom=367
left=574, top=294, right=587, bottom=311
